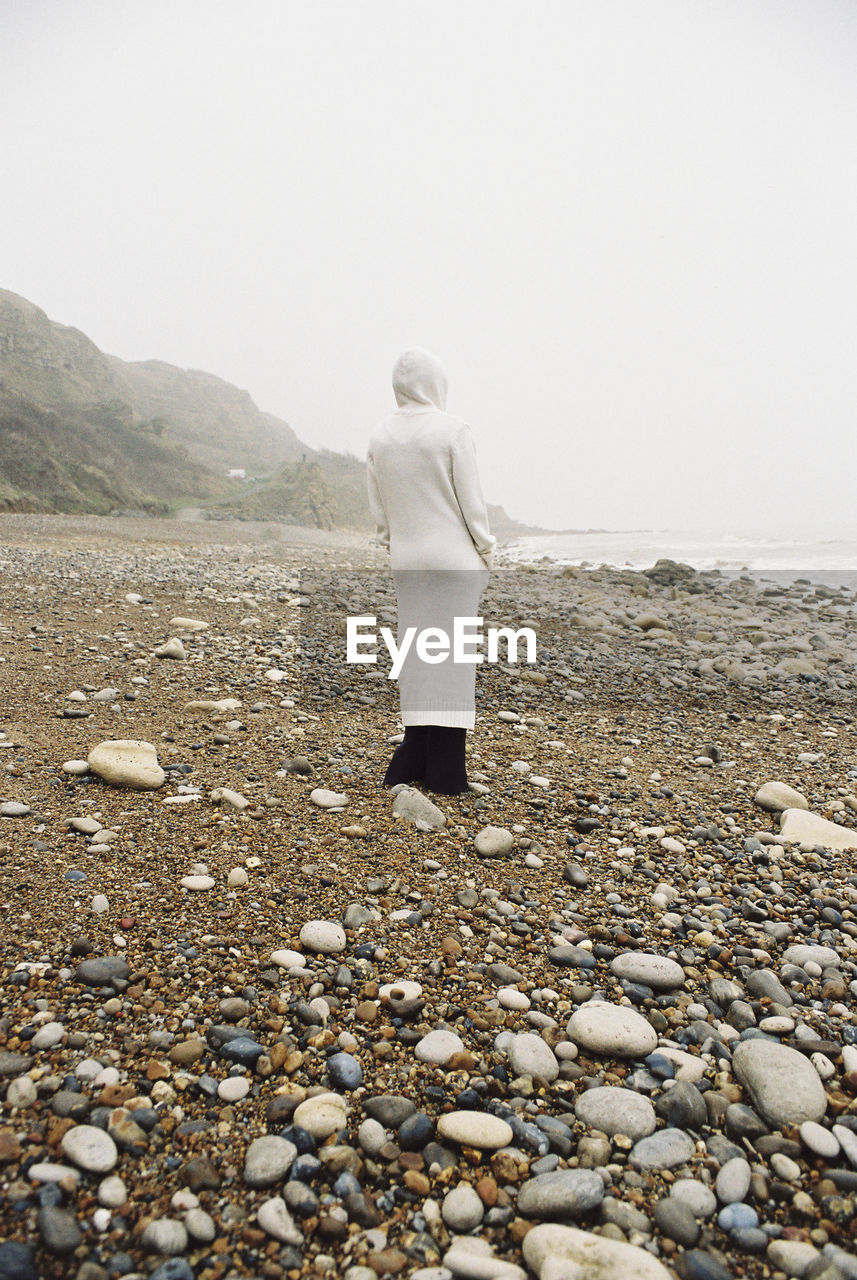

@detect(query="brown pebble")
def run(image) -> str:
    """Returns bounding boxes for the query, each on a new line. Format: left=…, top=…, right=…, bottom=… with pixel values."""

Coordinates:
left=476, top=1176, right=498, bottom=1206
left=267, top=1043, right=288, bottom=1070
left=317, top=1214, right=348, bottom=1241
left=0, top=1129, right=21, bottom=1163
left=404, top=1170, right=431, bottom=1196
left=169, top=1039, right=205, bottom=1065
left=180, top=1157, right=222, bottom=1191
left=367, top=1250, right=408, bottom=1275
left=447, top=1051, right=476, bottom=1071
left=508, top=1218, right=534, bottom=1245
left=355, top=1001, right=378, bottom=1023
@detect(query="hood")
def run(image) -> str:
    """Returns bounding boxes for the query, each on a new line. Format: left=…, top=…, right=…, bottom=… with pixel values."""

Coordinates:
left=392, top=346, right=448, bottom=411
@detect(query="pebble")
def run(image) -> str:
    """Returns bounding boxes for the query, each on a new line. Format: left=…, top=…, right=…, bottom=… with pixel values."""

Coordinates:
left=670, top=1179, right=717, bottom=1218
left=86, top=739, right=165, bottom=789
left=609, top=951, right=685, bottom=990
left=573, top=1086, right=656, bottom=1140
left=243, top=1136, right=298, bottom=1187
left=310, top=788, right=348, bottom=808
left=6, top=530, right=857, bottom=1280
left=496, top=987, right=530, bottom=1011
left=292, top=1092, right=347, bottom=1139
left=473, top=825, right=514, bottom=857
left=715, top=1156, right=751, bottom=1204
left=506, top=1032, right=559, bottom=1082
left=754, top=781, right=809, bottom=811
left=392, top=786, right=446, bottom=829
left=7, top=1076, right=37, bottom=1108
left=0, top=801, right=30, bottom=817
left=717, top=1202, right=758, bottom=1231
left=257, top=1196, right=304, bottom=1245
left=654, top=1197, right=700, bottom=1246
left=523, top=1223, right=673, bottom=1279
left=766, top=1239, right=821, bottom=1276
left=97, top=1175, right=127, bottom=1207
left=154, top=637, right=187, bottom=660
left=180, top=875, right=215, bottom=891
left=217, top=1076, right=250, bottom=1102
left=441, top=1183, right=484, bottom=1231
left=327, top=1051, right=363, bottom=1090
left=732, top=1039, right=827, bottom=1126
left=415, top=1029, right=465, bottom=1065
left=779, top=807, right=857, bottom=850
left=38, top=1206, right=82, bottom=1255
left=782, top=943, right=841, bottom=968
left=516, top=1168, right=605, bottom=1219
left=799, top=1120, right=840, bottom=1159
left=299, top=919, right=347, bottom=953
left=141, top=1218, right=188, bottom=1254
left=566, top=1001, right=658, bottom=1058
left=184, top=1208, right=216, bottom=1243
left=60, top=1125, right=118, bottom=1172
left=630, top=1128, right=696, bottom=1170
left=436, top=1111, right=514, bottom=1150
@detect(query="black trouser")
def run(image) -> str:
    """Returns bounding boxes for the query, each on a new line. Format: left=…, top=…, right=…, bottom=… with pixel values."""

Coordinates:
left=383, top=725, right=468, bottom=795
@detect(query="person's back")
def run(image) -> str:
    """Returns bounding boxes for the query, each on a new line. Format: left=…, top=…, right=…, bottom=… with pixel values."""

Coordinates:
left=367, top=347, right=495, bottom=572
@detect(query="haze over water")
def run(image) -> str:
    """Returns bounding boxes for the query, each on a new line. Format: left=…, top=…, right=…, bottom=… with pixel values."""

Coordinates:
left=505, top=528, right=857, bottom=590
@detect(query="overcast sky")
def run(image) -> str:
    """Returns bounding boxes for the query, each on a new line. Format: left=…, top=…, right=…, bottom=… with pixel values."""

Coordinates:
left=2, top=0, right=855, bottom=537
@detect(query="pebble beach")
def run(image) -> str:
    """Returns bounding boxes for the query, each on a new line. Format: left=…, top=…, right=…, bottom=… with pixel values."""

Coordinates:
left=0, top=513, right=856, bottom=1280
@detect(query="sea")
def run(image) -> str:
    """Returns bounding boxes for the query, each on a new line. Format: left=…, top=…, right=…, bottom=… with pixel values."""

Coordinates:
left=502, top=529, right=857, bottom=592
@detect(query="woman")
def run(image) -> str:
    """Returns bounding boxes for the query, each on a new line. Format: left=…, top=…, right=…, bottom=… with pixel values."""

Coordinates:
left=367, top=346, right=495, bottom=794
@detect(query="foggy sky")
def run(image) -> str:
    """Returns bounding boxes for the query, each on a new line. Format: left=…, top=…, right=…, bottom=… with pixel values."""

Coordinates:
left=2, top=0, right=855, bottom=538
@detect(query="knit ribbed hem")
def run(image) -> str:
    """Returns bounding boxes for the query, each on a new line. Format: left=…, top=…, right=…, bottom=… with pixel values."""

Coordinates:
left=402, top=708, right=474, bottom=729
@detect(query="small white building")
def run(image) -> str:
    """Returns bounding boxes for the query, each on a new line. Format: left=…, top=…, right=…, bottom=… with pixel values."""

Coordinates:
left=227, top=468, right=247, bottom=480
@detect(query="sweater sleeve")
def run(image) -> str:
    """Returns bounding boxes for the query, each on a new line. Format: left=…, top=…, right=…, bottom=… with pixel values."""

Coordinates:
left=366, top=448, right=390, bottom=551
left=452, top=425, right=496, bottom=568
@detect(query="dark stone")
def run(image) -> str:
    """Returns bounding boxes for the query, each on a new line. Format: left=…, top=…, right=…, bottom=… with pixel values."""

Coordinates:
left=398, top=1112, right=435, bottom=1150
left=0, top=1241, right=37, bottom=1280
left=149, top=1263, right=195, bottom=1280
left=179, top=1157, right=221, bottom=1191
left=326, top=1052, right=363, bottom=1091
left=675, top=1250, right=734, bottom=1280
left=725, top=1103, right=768, bottom=1141
left=548, top=945, right=596, bottom=969
left=656, top=1081, right=707, bottom=1131
left=343, top=1192, right=382, bottom=1227
left=364, top=1095, right=417, bottom=1128
left=218, top=1037, right=264, bottom=1067
left=653, top=1197, right=700, bottom=1246
left=38, top=1206, right=82, bottom=1254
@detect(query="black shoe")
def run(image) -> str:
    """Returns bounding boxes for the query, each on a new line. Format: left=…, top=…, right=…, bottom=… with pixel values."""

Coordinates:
left=423, top=726, right=468, bottom=795
left=383, top=725, right=429, bottom=787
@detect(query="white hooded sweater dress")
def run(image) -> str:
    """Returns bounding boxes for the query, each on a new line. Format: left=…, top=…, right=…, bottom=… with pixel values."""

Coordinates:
left=367, top=347, right=496, bottom=729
